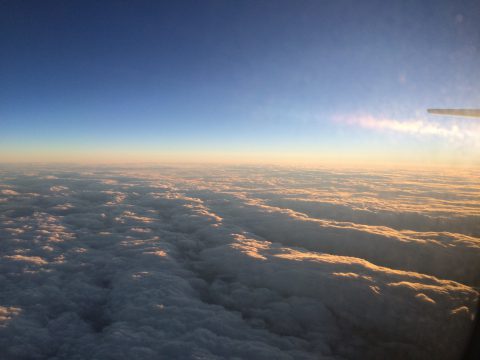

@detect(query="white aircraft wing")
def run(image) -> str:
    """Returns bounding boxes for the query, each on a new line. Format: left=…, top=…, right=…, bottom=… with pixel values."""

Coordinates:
left=427, top=109, right=480, bottom=118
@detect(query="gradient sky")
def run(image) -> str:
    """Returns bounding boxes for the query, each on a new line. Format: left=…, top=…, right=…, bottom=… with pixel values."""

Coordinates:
left=1, top=0, right=479, bottom=165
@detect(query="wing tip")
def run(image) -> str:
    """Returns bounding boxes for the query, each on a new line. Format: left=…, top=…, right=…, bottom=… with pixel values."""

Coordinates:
left=427, top=109, right=480, bottom=118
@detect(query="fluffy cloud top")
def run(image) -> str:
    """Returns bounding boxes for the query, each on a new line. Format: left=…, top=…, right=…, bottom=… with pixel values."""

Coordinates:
left=0, top=165, right=478, bottom=359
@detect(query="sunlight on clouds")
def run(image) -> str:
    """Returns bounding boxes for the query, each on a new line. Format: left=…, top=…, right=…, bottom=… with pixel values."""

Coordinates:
left=1, top=189, right=20, bottom=196
left=0, top=165, right=478, bottom=359
left=342, top=115, right=480, bottom=141
left=4, top=255, right=48, bottom=265
left=0, top=307, right=22, bottom=328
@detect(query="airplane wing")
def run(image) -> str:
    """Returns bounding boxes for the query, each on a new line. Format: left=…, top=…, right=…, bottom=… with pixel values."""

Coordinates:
left=427, top=109, right=480, bottom=118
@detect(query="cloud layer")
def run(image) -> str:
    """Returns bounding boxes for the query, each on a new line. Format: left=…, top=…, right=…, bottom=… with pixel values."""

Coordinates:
left=0, top=165, right=478, bottom=359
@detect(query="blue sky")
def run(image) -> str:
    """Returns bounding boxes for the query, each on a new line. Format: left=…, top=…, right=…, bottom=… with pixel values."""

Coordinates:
left=1, top=0, right=479, bottom=164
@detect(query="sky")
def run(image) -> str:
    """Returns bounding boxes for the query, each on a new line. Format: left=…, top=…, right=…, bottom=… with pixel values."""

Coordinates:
left=0, top=0, right=479, bottom=166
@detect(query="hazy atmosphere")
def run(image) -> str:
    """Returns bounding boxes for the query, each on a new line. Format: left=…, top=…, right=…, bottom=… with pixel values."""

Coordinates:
left=1, top=1, right=479, bottom=359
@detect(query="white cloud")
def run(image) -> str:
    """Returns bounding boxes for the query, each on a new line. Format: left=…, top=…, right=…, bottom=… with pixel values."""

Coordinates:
left=340, top=115, right=480, bottom=141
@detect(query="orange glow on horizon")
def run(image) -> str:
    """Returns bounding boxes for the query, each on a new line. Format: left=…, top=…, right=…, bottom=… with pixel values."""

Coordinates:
left=1, top=147, right=479, bottom=170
